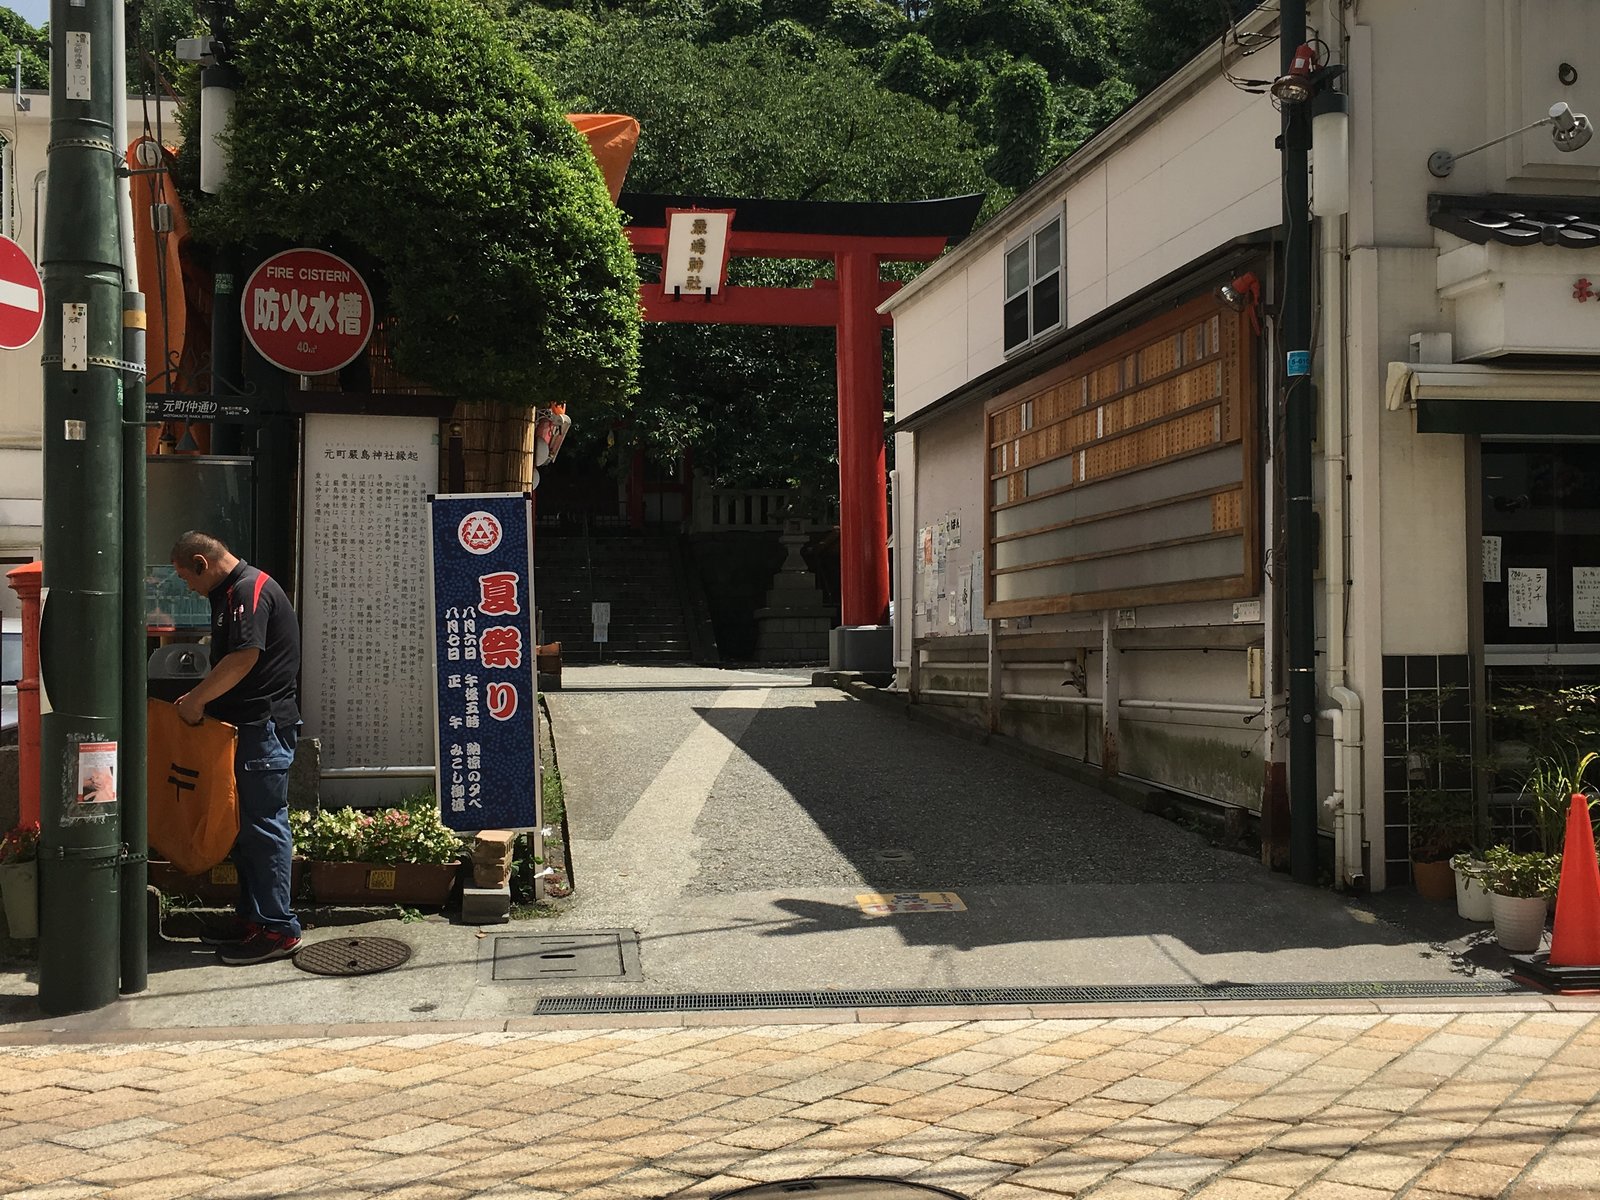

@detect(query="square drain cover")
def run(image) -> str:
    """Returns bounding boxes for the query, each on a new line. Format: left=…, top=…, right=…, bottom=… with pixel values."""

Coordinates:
left=490, top=930, right=639, bottom=981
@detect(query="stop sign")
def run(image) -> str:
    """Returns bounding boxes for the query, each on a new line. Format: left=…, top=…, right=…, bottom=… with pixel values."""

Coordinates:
left=241, top=248, right=375, bottom=375
left=0, top=235, right=44, bottom=350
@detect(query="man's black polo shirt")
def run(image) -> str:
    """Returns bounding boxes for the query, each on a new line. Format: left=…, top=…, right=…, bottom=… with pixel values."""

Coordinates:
left=206, top=561, right=302, bottom=728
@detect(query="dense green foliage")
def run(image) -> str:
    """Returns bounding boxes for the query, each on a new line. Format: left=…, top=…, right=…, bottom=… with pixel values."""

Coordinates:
left=0, top=9, right=47, bottom=89
left=188, top=0, right=640, bottom=409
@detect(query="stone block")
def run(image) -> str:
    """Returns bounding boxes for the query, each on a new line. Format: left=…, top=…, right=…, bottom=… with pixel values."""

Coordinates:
left=473, top=864, right=510, bottom=888
left=473, top=830, right=516, bottom=857
left=461, top=884, right=511, bottom=925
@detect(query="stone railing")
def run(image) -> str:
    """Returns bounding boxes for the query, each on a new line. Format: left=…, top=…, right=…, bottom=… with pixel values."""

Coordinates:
left=692, top=488, right=836, bottom=532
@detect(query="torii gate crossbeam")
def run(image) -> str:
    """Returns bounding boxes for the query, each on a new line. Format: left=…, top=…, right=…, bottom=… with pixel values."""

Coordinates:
left=621, top=193, right=983, bottom=636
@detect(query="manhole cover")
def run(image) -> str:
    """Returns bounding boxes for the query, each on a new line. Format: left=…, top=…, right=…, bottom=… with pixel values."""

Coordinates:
left=715, top=1179, right=969, bottom=1198
left=492, top=930, right=637, bottom=980
left=294, top=937, right=412, bottom=976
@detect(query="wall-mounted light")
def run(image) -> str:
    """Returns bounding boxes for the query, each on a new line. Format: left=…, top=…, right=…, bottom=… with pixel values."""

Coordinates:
left=1216, top=271, right=1263, bottom=334
left=1311, top=89, right=1350, bottom=217
left=1427, top=101, right=1593, bottom=177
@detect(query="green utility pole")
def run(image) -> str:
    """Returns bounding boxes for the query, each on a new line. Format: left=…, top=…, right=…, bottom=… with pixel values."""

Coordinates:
left=38, top=0, right=128, bottom=1015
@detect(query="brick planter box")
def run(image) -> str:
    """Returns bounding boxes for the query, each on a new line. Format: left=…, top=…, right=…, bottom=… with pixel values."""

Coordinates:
left=307, top=861, right=460, bottom=907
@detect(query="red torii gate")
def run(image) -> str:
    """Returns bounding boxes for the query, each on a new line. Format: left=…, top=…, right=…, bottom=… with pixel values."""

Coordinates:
left=621, top=193, right=983, bottom=634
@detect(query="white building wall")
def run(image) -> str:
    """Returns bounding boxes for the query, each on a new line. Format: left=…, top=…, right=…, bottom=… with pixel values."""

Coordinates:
left=892, top=67, right=1281, bottom=425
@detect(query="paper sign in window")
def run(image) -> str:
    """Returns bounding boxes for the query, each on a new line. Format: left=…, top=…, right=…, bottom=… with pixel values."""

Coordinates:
left=1482, top=536, right=1502, bottom=583
left=1508, top=566, right=1549, bottom=628
left=1574, top=567, right=1600, bottom=633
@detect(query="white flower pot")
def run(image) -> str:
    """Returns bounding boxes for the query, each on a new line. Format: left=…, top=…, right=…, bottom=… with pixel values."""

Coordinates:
left=1490, top=892, right=1547, bottom=953
left=0, top=861, right=38, bottom=940
left=1455, top=865, right=1493, bottom=921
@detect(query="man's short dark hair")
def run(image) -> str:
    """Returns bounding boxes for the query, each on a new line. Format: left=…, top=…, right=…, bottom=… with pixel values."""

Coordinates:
left=171, top=530, right=230, bottom=561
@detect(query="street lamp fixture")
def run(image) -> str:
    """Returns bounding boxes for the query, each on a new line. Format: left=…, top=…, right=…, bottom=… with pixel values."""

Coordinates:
left=1428, top=101, right=1593, bottom=177
left=1271, top=43, right=1319, bottom=105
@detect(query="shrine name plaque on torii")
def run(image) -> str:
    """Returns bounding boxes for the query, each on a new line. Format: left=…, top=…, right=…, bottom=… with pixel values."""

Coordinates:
left=621, top=191, right=983, bottom=672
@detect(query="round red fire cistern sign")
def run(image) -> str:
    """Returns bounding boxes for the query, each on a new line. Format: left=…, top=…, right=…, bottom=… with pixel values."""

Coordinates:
left=241, top=248, right=375, bottom=375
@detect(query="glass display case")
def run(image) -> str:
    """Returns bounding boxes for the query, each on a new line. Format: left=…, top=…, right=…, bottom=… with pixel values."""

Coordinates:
left=145, top=456, right=254, bottom=632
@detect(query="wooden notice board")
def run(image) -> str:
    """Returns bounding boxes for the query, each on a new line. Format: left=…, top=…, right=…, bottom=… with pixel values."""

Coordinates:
left=985, top=294, right=1259, bottom=616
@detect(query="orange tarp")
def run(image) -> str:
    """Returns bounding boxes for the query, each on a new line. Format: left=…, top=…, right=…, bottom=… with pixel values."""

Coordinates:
left=128, top=136, right=212, bottom=454
left=567, top=113, right=639, bottom=202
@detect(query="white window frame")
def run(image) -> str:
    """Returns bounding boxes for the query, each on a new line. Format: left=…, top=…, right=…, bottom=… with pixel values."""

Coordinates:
left=1003, top=205, right=1064, bottom=356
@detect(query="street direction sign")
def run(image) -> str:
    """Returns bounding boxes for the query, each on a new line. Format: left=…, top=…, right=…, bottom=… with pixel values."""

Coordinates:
left=241, top=247, right=375, bottom=376
left=0, top=235, right=44, bottom=350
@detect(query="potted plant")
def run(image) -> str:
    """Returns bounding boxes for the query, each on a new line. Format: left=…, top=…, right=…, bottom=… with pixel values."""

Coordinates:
left=1479, top=844, right=1561, bottom=953
left=1449, top=851, right=1493, bottom=921
left=1520, top=749, right=1597, bottom=857
left=294, top=795, right=466, bottom=906
left=1408, top=787, right=1475, bottom=902
left=0, top=821, right=40, bottom=939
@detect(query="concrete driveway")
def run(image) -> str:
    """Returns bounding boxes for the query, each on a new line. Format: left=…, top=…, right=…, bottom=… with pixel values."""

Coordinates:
left=538, top=665, right=1487, bottom=999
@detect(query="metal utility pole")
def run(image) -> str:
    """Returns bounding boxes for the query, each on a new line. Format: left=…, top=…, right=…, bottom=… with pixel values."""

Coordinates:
left=1279, top=0, right=1320, bottom=885
left=38, top=0, right=128, bottom=1014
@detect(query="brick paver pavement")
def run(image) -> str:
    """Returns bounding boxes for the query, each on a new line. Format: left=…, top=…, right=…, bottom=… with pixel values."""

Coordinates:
left=2, top=1002, right=1598, bottom=1200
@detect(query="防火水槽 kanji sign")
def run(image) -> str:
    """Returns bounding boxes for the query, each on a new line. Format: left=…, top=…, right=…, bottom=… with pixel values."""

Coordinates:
left=428, top=493, right=540, bottom=833
left=241, top=248, right=375, bottom=376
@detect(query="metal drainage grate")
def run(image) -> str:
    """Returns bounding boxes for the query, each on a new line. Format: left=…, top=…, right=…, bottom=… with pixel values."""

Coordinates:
left=533, top=978, right=1523, bottom=1016
left=294, top=937, right=412, bottom=977
left=493, top=931, right=638, bottom=981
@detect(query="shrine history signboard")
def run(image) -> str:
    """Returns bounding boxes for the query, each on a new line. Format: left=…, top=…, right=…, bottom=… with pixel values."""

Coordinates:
left=301, top=414, right=438, bottom=803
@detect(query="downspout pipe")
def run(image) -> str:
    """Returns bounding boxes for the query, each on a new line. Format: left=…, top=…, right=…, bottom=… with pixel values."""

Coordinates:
left=1321, top=685, right=1364, bottom=890
left=114, top=0, right=149, bottom=995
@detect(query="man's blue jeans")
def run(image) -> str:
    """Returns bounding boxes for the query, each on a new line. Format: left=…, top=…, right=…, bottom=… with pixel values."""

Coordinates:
left=234, top=719, right=300, bottom=938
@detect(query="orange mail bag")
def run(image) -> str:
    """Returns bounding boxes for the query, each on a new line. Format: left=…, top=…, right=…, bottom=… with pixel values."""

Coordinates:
left=147, top=699, right=239, bottom=875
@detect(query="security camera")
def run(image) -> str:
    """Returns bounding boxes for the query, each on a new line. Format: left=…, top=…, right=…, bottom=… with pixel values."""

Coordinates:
left=1549, top=101, right=1593, bottom=152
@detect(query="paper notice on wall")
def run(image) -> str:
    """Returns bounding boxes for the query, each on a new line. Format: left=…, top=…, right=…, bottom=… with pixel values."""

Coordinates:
left=957, top=565, right=972, bottom=633
left=946, top=560, right=958, bottom=627
left=1482, top=536, right=1502, bottom=583
left=1508, top=566, right=1549, bottom=628
left=1574, top=567, right=1600, bottom=633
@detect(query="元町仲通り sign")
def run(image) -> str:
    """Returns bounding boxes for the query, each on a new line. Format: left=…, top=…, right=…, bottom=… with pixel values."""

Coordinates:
left=428, top=494, right=540, bottom=833
left=241, top=248, right=375, bottom=376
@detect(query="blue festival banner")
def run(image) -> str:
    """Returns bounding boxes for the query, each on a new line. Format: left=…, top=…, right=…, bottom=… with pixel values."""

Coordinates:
left=428, top=493, right=539, bottom=832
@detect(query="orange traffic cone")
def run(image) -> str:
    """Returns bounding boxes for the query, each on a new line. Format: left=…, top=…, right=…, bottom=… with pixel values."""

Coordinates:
left=1549, top=793, right=1600, bottom=968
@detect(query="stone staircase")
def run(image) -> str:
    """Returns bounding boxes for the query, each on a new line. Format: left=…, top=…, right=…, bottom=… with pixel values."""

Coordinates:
left=533, top=531, right=698, bottom=662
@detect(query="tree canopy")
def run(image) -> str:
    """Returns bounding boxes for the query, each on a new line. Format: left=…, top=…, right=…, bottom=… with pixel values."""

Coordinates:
left=186, top=0, right=641, bottom=410
left=0, top=9, right=48, bottom=90
left=521, top=19, right=994, bottom=488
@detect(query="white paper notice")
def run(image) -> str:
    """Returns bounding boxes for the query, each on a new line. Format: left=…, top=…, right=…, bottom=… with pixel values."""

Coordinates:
left=1508, top=566, right=1549, bottom=628
left=1574, top=567, right=1600, bottom=633
left=1482, top=536, right=1502, bottom=583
